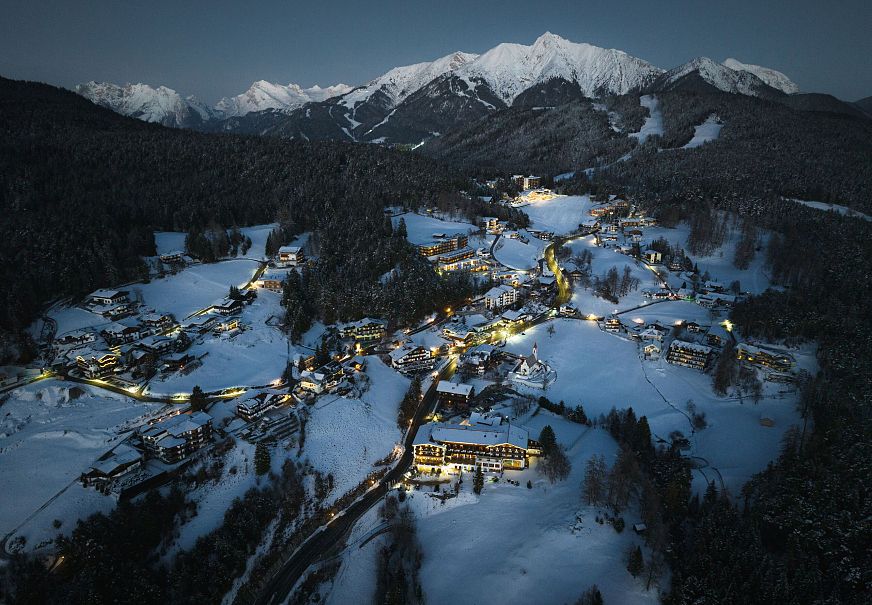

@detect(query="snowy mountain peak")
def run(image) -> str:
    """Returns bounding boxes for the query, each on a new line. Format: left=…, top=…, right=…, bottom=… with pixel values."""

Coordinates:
left=339, top=50, right=479, bottom=110
left=214, top=80, right=352, bottom=117
left=75, top=81, right=212, bottom=127
left=656, top=57, right=777, bottom=97
left=722, top=58, right=799, bottom=94
left=458, top=33, right=663, bottom=104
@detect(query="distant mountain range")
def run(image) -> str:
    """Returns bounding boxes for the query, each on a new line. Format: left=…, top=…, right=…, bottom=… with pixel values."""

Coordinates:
left=75, top=32, right=867, bottom=141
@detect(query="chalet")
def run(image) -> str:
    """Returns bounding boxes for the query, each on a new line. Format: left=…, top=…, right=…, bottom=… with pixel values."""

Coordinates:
left=643, top=249, right=662, bottom=264
left=500, top=309, right=528, bottom=328
left=536, top=275, right=556, bottom=290
left=484, top=284, right=518, bottom=310
left=91, top=301, right=133, bottom=320
left=101, top=323, right=140, bottom=345
left=579, top=219, right=600, bottom=235
left=460, top=344, right=494, bottom=375
left=666, top=340, right=713, bottom=371
left=162, top=353, right=195, bottom=371
left=87, top=289, right=129, bottom=306
left=706, top=324, right=732, bottom=348
left=436, top=381, right=475, bottom=410
left=619, top=217, right=644, bottom=230
left=639, top=327, right=665, bottom=342
left=589, top=206, right=614, bottom=218
left=298, top=374, right=324, bottom=394
left=388, top=344, right=433, bottom=373
left=159, top=250, right=185, bottom=264
left=183, top=315, right=218, bottom=334
left=341, top=318, right=388, bottom=342
left=127, top=350, right=156, bottom=378
left=137, top=335, right=175, bottom=356
left=737, top=344, right=795, bottom=372
left=81, top=444, right=143, bottom=487
left=276, top=246, right=305, bottom=267
left=668, top=258, right=685, bottom=272
left=140, top=312, right=175, bottom=334
left=140, top=411, right=213, bottom=464
left=210, top=297, right=244, bottom=315
left=418, top=234, right=468, bottom=257
left=214, top=318, right=240, bottom=334
left=482, top=217, right=503, bottom=234
left=413, top=421, right=538, bottom=473
left=76, top=350, right=119, bottom=379
left=643, top=342, right=662, bottom=360
left=255, top=270, right=286, bottom=292
left=56, top=329, right=96, bottom=347
left=236, top=393, right=286, bottom=422
left=685, top=321, right=704, bottom=333
left=604, top=315, right=623, bottom=333
left=442, top=323, right=476, bottom=344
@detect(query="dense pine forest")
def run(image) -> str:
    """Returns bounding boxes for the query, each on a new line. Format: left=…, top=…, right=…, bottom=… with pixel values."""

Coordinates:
left=425, top=90, right=872, bottom=214
left=0, top=77, right=464, bottom=361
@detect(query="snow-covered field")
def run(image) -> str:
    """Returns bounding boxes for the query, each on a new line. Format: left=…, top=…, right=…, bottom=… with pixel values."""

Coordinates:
left=302, top=357, right=409, bottom=500
left=391, top=213, right=477, bottom=245
left=0, top=383, right=163, bottom=548
left=682, top=115, right=722, bottom=149
left=630, top=95, right=664, bottom=144
left=135, top=259, right=259, bottom=319
left=566, top=236, right=662, bottom=316
left=154, top=231, right=186, bottom=256
left=503, top=319, right=809, bottom=496
left=149, top=290, right=289, bottom=394
left=520, top=194, right=592, bottom=236
left=492, top=231, right=548, bottom=270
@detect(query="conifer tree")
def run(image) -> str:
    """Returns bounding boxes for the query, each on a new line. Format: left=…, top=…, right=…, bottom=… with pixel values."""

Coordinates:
left=255, top=442, right=271, bottom=476
left=473, top=466, right=484, bottom=494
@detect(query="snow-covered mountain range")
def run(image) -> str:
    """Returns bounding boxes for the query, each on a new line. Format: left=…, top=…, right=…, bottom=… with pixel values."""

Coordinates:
left=215, top=81, right=352, bottom=118
left=75, top=32, right=806, bottom=140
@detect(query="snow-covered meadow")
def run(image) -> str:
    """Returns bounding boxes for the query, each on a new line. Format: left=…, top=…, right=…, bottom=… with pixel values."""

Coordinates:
left=0, top=383, right=164, bottom=549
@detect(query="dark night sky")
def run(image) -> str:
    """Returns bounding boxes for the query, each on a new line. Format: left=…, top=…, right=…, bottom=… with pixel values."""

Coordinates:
left=1, top=0, right=870, bottom=103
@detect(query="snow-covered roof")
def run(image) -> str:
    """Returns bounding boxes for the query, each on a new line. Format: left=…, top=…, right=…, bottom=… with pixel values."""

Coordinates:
left=485, top=284, right=515, bottom=298
left=669, top=340, right=712, bottom=354
left=436, top=381, right=474, bottom=397
left=429, top=423, right=529, bottom=449
left=278, top=245, right=301, bottom=254
left=501, top=309, right=523, bottom=321
left=89, top=288, right=126, bottom=299
left=388, top=344, right=425, bottom=362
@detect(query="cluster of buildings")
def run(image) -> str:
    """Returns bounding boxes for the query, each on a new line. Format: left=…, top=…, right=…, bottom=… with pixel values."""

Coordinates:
left=81, top=409, right=215, bottom=490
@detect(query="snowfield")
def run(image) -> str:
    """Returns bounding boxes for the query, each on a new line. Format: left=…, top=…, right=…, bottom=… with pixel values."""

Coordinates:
left=630, top=95, right=664, bottom=144
left=135, top=259, right=260, bottom=319
left=520, top=194, right=592, bottom=236
left=302, top=357, right=409, bottom=500
left=682, top=115, right=722, bottom=149
left=503, top=319, right=811, bottom=496
left=492, top=231, right=548, bottom=270
left=391, top=212, right=477, bottom=245
left=0, top=383, right=163, bottom=548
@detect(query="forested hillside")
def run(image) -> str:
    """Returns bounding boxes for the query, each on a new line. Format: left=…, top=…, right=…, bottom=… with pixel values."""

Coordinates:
left=0, top=77, right=461, bottom=360
left=423, top=90, right=872, bottom=213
